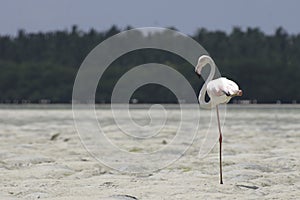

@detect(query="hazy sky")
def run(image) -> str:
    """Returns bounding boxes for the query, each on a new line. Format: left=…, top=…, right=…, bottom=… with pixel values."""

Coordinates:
left=1, top=0, right=299, bottom=36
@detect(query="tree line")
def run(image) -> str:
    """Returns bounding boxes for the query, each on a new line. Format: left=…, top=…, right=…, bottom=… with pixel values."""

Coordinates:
left=0, top=25, right=299, bottom=103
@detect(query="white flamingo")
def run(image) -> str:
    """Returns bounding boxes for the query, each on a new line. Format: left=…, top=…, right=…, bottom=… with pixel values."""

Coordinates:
left=195, top=55, right=242, bottom=184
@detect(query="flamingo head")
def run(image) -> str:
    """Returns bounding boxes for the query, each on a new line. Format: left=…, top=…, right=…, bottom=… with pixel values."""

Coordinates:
left=229, top=90, right=243, bottom=97
left=222, top=78, right=243, bottom=97
left=195, top=55, right=212, bottom=75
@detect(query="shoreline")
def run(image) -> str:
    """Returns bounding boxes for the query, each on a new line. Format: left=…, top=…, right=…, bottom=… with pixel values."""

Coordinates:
left=0, top=103, right=300, bottom=110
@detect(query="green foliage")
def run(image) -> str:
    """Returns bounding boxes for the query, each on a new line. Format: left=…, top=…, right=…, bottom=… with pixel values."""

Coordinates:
left=0, top=25, right=299, bottom=103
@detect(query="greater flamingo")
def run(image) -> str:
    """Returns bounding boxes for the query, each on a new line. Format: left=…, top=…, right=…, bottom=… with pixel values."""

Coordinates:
left=195, top=55, right=242, bottom=184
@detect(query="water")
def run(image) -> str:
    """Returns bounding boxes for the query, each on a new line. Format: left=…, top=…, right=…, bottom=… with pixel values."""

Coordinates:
left=1, top=104, right=299, bottom=156
left=1, top=104, right=299, bottom=144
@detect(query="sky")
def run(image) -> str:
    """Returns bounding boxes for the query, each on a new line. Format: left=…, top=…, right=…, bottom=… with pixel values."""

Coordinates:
left=0, top=0, right=300, bottom=36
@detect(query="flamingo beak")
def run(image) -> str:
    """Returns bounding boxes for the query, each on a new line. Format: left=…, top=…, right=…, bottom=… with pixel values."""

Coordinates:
left=237, top=90, right=243, bottom=96
left=230, top=90, right=243, bottom=97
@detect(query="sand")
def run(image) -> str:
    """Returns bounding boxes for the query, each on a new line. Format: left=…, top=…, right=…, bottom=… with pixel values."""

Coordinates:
left=0, top=104, right=299, bottom=199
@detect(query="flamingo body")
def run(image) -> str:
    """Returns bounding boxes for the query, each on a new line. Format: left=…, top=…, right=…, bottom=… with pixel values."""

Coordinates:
left=207, top=77, right=242, bottom=106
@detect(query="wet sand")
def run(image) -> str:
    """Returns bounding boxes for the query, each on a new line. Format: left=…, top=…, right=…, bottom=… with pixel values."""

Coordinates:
left=0, top=105, right=299, bottom=199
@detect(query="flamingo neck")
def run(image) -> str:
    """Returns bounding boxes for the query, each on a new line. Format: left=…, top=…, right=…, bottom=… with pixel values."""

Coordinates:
left=198, top=56, right=216, bottom=109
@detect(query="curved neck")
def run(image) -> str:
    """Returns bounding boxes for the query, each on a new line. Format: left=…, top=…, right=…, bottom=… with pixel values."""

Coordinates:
left=197, top=55, right=216, bottom=109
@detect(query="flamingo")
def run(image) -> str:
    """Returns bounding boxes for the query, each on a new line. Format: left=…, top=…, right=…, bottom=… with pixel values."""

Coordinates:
left=195, top=55, right=242, bottom=184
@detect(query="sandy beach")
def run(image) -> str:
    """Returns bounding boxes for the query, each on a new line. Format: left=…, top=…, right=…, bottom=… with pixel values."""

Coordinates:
left=0, top=104, right=299, bottom=199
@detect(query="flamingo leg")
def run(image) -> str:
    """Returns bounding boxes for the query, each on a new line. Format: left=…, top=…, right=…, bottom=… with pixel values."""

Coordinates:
left=216, top=105, right=223, bottom=184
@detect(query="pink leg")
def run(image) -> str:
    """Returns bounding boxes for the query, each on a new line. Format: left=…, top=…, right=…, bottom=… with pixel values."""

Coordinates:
left=216, top=105, right=223, bottom=184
